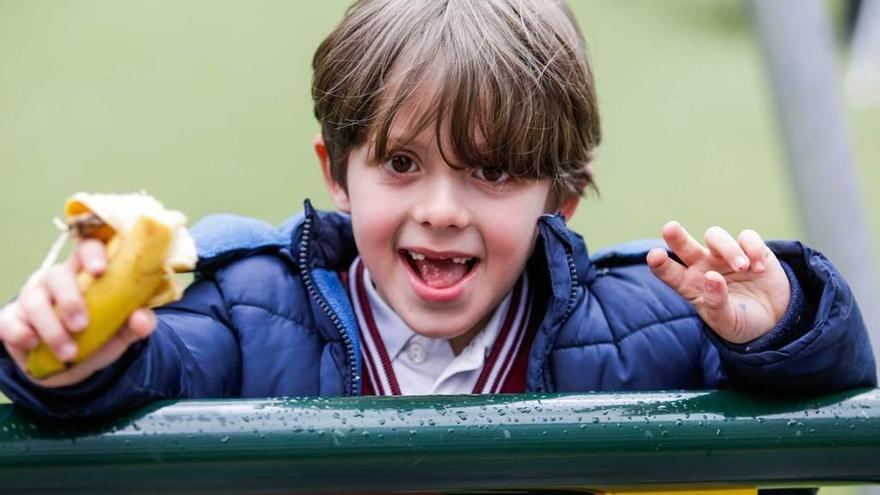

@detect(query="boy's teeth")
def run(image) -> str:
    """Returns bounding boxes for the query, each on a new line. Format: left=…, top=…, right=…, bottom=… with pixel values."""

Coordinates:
left=407, top=251, right=472, bottom=264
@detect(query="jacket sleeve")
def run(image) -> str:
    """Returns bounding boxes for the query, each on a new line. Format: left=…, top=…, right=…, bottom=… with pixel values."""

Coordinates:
left=0, top=278, right=242, bottom=419
left=704, top=240, right=877, bottom=392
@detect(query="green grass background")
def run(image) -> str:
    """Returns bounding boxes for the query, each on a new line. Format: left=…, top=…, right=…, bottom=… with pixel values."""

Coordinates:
left=0, top=2, right=878, bottom=489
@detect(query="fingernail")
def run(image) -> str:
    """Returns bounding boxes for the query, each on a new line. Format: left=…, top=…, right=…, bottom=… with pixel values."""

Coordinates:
left=88, top=259, right=105, bottom=272
left=59, top=343, right=78, bottom=361
left=25, top=337, right=40, bottom=350
left=705, top=279, right=718, bottom=290
left=70, top=312, right=89, bottom=331
left=753, top=261, right=765, bottom=273
left=734, top=256, right=748, bottom=270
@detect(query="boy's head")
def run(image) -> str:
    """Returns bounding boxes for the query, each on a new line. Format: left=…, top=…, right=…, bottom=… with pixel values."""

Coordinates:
left=311, top=0, right=600, bottom=349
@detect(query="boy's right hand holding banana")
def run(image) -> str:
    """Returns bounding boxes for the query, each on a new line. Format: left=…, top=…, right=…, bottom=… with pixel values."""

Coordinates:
left=0, top=193, right=195, bottom=388
left=0, top=239, right=157, bottom=387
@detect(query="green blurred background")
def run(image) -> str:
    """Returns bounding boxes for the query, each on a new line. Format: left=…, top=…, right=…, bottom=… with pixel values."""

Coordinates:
left=0, top=1, right=878, bottom=491
left=1, top=1, right=878, bottom=297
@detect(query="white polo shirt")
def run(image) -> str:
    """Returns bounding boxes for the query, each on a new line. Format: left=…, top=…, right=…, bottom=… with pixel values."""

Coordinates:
left=348, top=256, right=531, bottom=396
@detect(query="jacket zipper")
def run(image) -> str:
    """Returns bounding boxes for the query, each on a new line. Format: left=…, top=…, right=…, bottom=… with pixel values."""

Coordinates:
left=534, top=247, right=579, bottom=393
left=533, top=219, right=580, bottom=393
left=563, top=248, right=578, bottom=320
left=295, top=213, right=360, bottom=396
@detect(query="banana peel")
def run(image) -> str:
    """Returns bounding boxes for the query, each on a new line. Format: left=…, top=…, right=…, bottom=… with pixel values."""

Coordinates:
left=26, top=193, right=196, bottom=379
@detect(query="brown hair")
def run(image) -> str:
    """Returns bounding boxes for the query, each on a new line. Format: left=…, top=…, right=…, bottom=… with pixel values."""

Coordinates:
left=312, top=0, right=601, bottom=202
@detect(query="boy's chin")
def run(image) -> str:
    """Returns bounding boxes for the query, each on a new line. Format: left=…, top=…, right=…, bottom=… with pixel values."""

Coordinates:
left=401, top=310, right=491, bottom=343
left=406, top=322, right=471, bottom=341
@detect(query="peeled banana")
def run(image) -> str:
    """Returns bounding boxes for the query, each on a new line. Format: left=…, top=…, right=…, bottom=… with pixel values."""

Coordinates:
left=26, top=193, right=196, bottom=379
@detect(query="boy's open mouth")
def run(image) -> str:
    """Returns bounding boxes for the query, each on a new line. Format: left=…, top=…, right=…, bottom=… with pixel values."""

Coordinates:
left=400, top=249, right=479, bottom=289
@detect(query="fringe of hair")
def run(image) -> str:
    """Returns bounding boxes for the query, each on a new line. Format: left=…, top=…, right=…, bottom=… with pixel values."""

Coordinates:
left=312, top=0, right=601, bottom=202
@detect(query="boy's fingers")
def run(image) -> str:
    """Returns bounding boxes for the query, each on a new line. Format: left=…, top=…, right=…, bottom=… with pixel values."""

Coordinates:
left=82, top=322, right=151, bottom=373
left=737, top=229, right=771, bottom=273
left=117, top=325, right=147, bottom=347
left=19, top=320, right=149, bottom=389
left=74, top=238, right=107, bottom=276
left=661, top=221, right=707, bottom=267
left=701, top=272, right=737, bottom=341
left=702, top=270, right=729, bottom=310
left=646, top=247, right=668, bottom=268
left=647, top=247, right=687, bottom=292
left=18, top=288, right=78, bottom=362
left=127, top=309, right=157, bottom=339
left=0, top=305, right=39, bottom=350
left=704, top=226, right=749, bottom=272
left=43, top=265, right=89, bottom=332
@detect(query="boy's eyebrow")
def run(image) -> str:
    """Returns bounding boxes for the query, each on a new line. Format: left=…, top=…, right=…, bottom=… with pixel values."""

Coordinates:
left=383, top=130, right=433, bottom=158
left=386, top=129, right=428, bottom=148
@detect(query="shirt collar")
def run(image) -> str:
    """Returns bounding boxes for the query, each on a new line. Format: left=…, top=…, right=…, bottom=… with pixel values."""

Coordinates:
left=359, top=264, right=418, bottom=361
left=433, top=289, right=514, bottom=383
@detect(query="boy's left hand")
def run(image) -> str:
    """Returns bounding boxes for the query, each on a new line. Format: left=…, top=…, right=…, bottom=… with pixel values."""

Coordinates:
left=646, top=221, right=791, bottom=344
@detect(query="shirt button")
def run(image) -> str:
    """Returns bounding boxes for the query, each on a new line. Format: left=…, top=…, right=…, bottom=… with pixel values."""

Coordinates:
left=407, top=341, right=426, bottom=364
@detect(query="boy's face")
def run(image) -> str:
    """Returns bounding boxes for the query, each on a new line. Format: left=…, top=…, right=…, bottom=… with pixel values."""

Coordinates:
left=319, top=108, right=563, bottom=347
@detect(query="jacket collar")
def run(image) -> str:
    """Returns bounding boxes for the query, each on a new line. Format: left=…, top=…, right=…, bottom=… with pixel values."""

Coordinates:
left=537, top=214, right=594, bottom=285
left=295, top=200, right=595, bottom=394
left=295, top=199, right=359, bottom=270
left=525, top=214, right=595, bottom=392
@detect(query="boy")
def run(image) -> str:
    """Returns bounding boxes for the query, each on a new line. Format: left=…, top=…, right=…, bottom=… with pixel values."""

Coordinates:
left=0, top=0, right=875, bottom=417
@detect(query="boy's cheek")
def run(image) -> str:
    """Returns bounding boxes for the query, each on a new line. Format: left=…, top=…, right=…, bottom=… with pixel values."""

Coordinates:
left=481, top=214, right=541, bottom=273
left=350, top=205, right=407, bottom=274
left=352, top=215, right=396, bottom=260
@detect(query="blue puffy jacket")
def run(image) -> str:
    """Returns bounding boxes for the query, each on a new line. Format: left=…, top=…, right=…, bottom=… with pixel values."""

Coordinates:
left=1, top=201, right=875, bottom=418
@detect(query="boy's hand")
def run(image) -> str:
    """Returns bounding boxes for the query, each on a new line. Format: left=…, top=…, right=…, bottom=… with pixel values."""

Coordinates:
left=0, top=240, right=156, bottom=388
left=646, top=221, right=791, bottom=344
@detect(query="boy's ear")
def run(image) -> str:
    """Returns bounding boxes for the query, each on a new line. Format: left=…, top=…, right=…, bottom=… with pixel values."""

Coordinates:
left=557, top=194, right=580, bottom=222
left=314, top=133, right=351, bottom=213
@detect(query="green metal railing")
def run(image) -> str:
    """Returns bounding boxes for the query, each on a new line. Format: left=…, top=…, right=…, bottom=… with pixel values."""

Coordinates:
left=0, top=389, right=878, bottom=493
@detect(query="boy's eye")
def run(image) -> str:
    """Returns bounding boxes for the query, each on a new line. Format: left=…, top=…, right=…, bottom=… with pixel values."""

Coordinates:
left=475, top=166, right=509, bottom=183
left=385, top=155, right=417, bottom=174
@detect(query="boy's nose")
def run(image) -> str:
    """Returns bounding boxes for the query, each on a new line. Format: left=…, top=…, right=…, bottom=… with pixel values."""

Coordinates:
left=411, top=182, right=470, bottom=230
